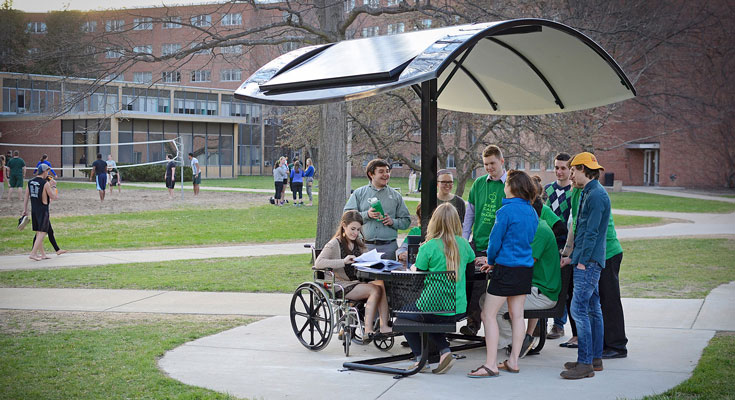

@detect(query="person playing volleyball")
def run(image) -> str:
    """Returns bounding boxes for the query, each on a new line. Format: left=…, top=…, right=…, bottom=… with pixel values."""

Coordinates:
left=91, top=153, right=108, bottom=202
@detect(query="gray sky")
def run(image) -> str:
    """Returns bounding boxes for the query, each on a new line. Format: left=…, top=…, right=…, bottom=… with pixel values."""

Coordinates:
left=17, top=0, right=226, bottom=13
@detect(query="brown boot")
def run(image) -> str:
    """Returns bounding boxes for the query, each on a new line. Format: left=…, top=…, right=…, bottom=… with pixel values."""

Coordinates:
left=547, top=325, right=564, bottom=339
left=560, top=363, right=595, bottom=379
left=564, top=358, right=603, bottom=371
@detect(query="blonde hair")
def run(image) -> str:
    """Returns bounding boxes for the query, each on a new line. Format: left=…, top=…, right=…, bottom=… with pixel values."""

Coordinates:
left=425, top=203, right=462, bottom=278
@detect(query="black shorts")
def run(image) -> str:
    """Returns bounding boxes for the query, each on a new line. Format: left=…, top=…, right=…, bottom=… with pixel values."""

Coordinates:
left=166, top=178, right=175, bottom=189
left=487, top=264, right=533, bottom=297
left=31, top=206, right=51, bottom=233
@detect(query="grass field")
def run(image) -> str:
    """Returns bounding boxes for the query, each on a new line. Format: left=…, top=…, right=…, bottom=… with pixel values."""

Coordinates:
left=2, top=238, right=732, bottom=299
left=0, top=311, right=249, bottom=400
left=608, top=192, right=735, bottom=213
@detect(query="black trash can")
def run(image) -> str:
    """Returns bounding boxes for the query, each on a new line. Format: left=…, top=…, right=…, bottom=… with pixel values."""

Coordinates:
left=603, top=172, right=614, bottom=186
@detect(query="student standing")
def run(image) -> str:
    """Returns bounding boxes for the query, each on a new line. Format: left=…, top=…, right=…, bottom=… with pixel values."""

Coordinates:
left=165, top=154, right=176, bottom=200
left=91, top=153, right=108, bottom=202
left=344, top=159, right=411, bottom=260
left=303, top=158, right=315, bottom=206
left=22, top=164, right=58, bottom=261
left=34, top=154, right=58, bottom=178
left=188, top=153, right=201, bottom=195
left=7, top=150, right=26, bottom=201
left=468, top=170, right=538, bottom=378
left=461, top=144, right=507, bottom=336
left=560, top=152, right=610, bottom=380
left=437, top=169, right=466, bottom=223
left=290, top=161, right=305, bottom=205
left=0, top=155, right=7, bottom=200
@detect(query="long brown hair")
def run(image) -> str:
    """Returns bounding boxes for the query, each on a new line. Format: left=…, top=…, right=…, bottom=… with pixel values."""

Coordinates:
left=425, top=203, right=462, bottom=277
left=332, top=210, right=366, bottom=251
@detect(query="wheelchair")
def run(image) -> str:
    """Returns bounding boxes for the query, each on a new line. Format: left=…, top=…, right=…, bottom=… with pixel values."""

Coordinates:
left=289, top=246, right=395, bottom=356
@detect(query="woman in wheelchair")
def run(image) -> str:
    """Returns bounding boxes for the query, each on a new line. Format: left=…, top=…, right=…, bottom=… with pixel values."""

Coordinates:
left=315, top=210, right=392, bottom=342
left=406, top=203, right=475, bottom=374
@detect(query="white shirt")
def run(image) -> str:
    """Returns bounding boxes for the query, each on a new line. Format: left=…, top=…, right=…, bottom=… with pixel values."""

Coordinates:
left=190, top=157, right=200, bottom=175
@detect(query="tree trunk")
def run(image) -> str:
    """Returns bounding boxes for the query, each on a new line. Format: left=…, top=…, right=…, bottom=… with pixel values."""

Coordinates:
left=316, top=101, right=347, bottom=249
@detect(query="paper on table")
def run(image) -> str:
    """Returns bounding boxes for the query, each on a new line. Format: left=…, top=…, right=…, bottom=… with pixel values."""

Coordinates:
left=353, top=249, right=384, bottom=263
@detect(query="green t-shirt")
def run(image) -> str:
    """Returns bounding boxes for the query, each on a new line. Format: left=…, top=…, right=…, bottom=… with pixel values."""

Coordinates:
left=569, top=187, right=622, bottom=260
left=531, top=221, right=562, bottom=301
left=414, top=235, right=475, bottom=316
left=467, top=175, right=506, bottom=251
left=7, top=157, right=25, bottom=177
left=540, top=204, right=561, bottom=229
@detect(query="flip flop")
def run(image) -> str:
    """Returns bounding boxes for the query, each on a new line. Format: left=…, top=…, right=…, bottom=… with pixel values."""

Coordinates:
left=498, top=360, right=519, bottom=373
left=560, top=341, right=579, bottom=348
left=467, top=365, right=499, bottom=378
left=432, top=353, right=455, bottom=374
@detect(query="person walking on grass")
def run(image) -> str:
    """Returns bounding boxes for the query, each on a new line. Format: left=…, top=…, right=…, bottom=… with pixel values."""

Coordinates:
left=560, top=152, right=610, bottom=380
left=467, top=170, right=538, bottom=378
left=22, top=164, right=59, bottom=261
left=7, top=150, right=26, bottom=201
left=91, top=153, right=108, bottom=202
left=188, top=153, right=201, bottom=195
left=290, top=161, right=305, bottom=206
left=165, top=154, right=176, bottom=200
left=304, top=158, right=315, bottom=206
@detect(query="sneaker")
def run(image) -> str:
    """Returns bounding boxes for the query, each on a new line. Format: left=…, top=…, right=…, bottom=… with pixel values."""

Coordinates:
left=547, top=325, right=565, bottom=339
left=459, top=325, right=477, bottom=336
left=519, top=334, right=538, bottom=359
left=564, top=358, right=603, bottom=371
left=560, top=363, right=596, bottom=379
left=601, top=349, right=628, bottom=359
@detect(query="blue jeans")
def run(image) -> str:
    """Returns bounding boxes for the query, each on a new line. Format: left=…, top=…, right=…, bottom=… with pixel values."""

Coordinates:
left=401, top=313, right=464, bottom=359
left=570, top=262, right=604, bottom=364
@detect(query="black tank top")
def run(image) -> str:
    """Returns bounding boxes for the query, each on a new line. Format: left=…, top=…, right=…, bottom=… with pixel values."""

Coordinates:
left=338, top=239, right=362, bottom=281
left=28, top=177, right=48, bottom=209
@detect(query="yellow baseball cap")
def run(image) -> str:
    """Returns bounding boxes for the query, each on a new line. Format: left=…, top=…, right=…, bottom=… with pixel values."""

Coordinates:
left=570, top=152, right=604, bottom=170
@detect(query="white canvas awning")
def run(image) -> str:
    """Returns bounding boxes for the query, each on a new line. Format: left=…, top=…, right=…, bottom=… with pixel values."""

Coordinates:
left=235, top=19, right=636, bottom=115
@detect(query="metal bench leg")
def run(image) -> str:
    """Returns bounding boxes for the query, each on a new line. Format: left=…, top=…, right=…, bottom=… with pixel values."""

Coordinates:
left=342, top=332, right=430, bottom=378
left=528, top=318, right=547, bottom=355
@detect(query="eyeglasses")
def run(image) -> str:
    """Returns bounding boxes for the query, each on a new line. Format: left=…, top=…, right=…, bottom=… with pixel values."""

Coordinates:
left=438, top=181, right=454, bottom=185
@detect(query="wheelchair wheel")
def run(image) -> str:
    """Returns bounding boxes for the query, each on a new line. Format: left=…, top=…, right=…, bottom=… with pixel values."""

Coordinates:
left=343, top=325, right=352, bottom=356
left=290, top=282, right=333, bottom=351
left=373, top=331, right=395, bottom=351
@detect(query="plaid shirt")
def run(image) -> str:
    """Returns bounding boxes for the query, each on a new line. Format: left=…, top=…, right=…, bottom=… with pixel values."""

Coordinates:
left=544, top=182, right=572, bottom=225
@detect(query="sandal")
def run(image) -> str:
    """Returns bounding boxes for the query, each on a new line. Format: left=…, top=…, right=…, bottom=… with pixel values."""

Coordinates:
left=432, top=353, right=455, bottom=374
left=467, top=365, right=499, bottom=378
left=498, top=360, right=519, bottom=373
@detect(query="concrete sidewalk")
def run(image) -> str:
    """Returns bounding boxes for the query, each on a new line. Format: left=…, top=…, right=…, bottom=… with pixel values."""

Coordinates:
left=1, top=282, right=733, bottom=399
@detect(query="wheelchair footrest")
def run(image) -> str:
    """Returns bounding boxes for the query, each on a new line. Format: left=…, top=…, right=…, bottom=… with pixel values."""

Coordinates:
left=392, top=318, right=455, bottom=333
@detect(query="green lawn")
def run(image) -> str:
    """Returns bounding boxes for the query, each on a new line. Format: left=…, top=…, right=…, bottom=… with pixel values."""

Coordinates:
left=609, top=192, right=735, bottom=213
left=0, top=254, right=312, bottom=293
left=0, top=312, right=249, bottom=400
left=643, top=332, right=735, bottom=400
left=620, top=238, right=735, bottom=298
left=0, top=205, right=318, bottom=254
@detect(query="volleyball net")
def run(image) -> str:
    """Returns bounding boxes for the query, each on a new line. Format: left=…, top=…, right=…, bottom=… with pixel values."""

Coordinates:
left=0, top=138, right=182, bottom=172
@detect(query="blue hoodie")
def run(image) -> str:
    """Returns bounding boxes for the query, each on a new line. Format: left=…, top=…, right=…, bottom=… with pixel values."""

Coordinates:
left=486, top=197, right=538, bottom=268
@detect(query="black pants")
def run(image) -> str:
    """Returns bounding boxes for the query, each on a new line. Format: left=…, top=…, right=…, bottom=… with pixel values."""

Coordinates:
left=274, top=181, right=284, bottom=200
left=32, top=224, right=60, bottom=252
left=292, top=182, right=303, bottom=201
left=600, top=252, right=628, bottom=352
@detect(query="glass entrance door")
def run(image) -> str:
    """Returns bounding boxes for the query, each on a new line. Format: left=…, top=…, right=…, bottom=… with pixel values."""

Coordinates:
left=643, top=149, right=660, bottom=186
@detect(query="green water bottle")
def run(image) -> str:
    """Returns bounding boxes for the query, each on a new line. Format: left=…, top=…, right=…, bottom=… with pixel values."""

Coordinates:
left=368, top=197, right=385, bottom=218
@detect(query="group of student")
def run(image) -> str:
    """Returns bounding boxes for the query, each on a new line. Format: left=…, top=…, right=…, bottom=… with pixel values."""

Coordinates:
left=272, top=156, right=315, bottom=206
left=314, top=145, right=627, bottom=379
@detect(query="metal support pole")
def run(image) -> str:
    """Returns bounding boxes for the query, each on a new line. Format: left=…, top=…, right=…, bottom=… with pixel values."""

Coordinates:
left=179, top=136, right=184, bottom=200
left=420, top=79, right=438, bottom=236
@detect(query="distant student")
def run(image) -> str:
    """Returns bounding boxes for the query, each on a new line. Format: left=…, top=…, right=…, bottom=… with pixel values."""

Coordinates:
left=303, top=158, right=315, bottom=206
left=7, top=150, right=26, bottom=201
left=468, top=170, right=538, bottom=378
left=22, top=164, right=59, bottom=261
left=165, top=154, right=176, bottom=200
left=188, top=152, right=201, bottom=195
left=0, top=155, right=7, bottom=200
left=91, top=153, right=108, bottom=202
left=290, top=161, right=304, bottom=206
left=34, top=154, right=58, bottom=178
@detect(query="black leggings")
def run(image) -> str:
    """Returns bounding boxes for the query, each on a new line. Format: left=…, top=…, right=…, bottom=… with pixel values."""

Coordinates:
left=32, top=224, right=60, bottom=252
left=292, top=182, right=303, bottom=201
left=274, top=181, right=284, bottom=200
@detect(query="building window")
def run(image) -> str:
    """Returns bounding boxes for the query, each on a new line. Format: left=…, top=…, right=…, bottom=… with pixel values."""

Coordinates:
left=529, top=152, right=541, bottom=171
left=162, top=16, right=182, bottom=29
left=546, top=152, right=555, bottom=171
left=27, top=22, right=47, bottom=34
left=221, top=13, right=242, bottom=26
left=387, top=23, right=404, bottom=35
left=514, top=158, right=525, bottom=170
left=363, top=0, right=379, bottom=7
left=133, top=45, right=153, bottom=54
left=387, top=0, right=398, bottom=5
left=133, top=17, right=153, bottom=30
left=133, top=72, right=153, bottom=83
left=105, top=48, right=123, bottom=58
left=446, top=154, right=456, bottom=169
left=162, top=71, right=181, bottom=83
left=81, top=21, right=97, bottom=33
left=420, top=19, right=432, bottom=29
left=190, top=15, right=212, bottom=27
left=345, top=0, right=356, bottom=12
left=190, top=70, right=211, bottom=82
left=105, top=19, right=125, bottom=32
left=220, top=69, right=242, bottom=82
left=161, top=43, right=182, bottom=56
left=221, top=45, right=242, bottom=54
left=362, top=26, right=379, bottom=37
left=104, top=74, right=124, bottom=82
